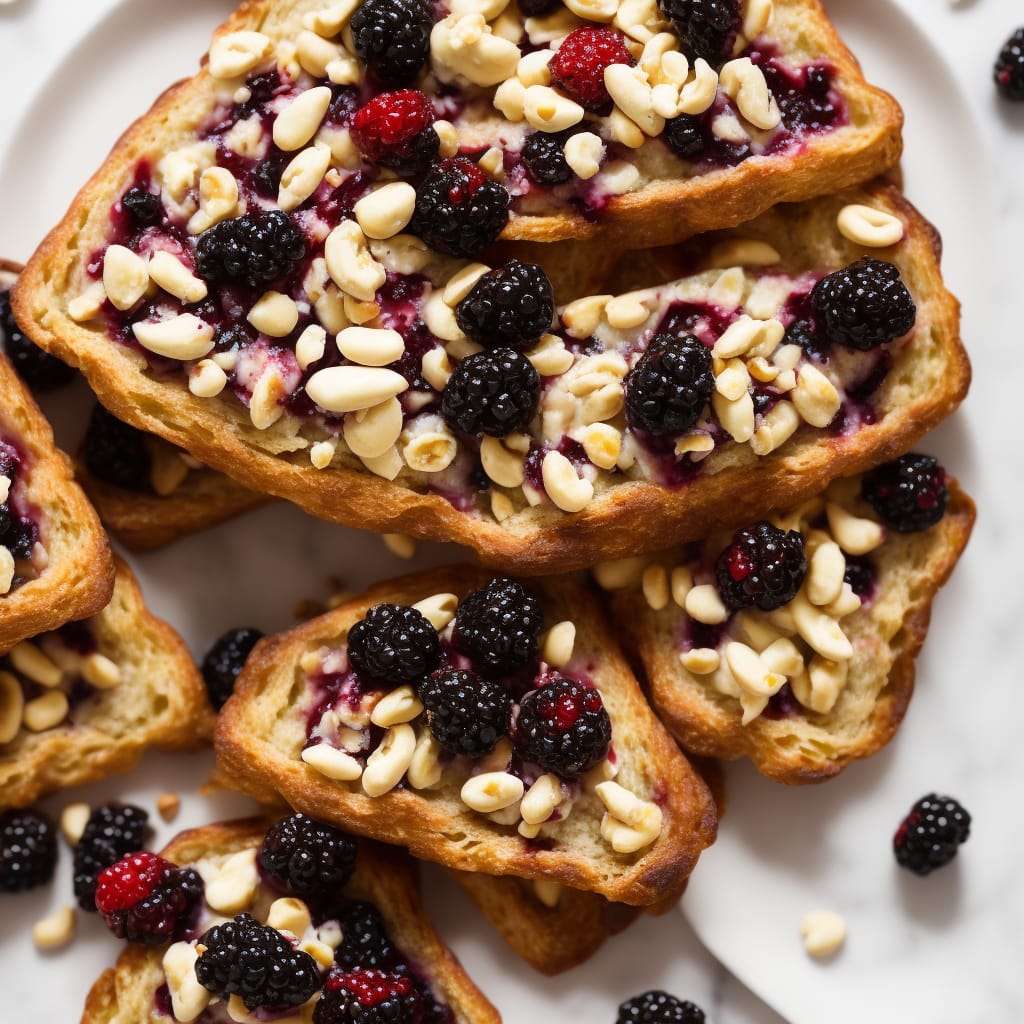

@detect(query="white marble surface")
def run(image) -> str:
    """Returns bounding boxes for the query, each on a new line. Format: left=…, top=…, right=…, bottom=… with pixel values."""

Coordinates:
left=0, top=0, right=1021, bottom=1022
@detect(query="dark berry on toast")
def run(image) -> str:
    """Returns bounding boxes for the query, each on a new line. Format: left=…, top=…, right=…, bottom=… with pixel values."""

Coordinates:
left=715, top=522, right=808, bottom=612
left=315, top=968, right=422, bottom=1024
left=455, top=260, right=554, bottom=351
left=259, top=813, right=358, bottom=897
left=348, top=604, right=441, bottom=687
left=441, top=349, right=540, bottom=437
left=0, top=290, right=76, bottom=391
left=351, top=0, right=434, bottom=87
left=663, top=115, right=705, bottom=159
left=657, top=0, right=741, bottom=66
left=351, top=90, right=439, bottom=172
left=862, top=454, right=947, bottom=533
left=520, top=132, right=572, bottom=186
left=419, top=667, right=512, bottom=757
left=549, top=28, right=636, bottom=114
left=195, top=210, right=306, bottom=290
left=83, top=404, right=152, bottom=490
left=333, top=902, right=397, bottom=971
left=453, top=577, right=543, bottom=672
left=624, top=334, right=714, bottom=436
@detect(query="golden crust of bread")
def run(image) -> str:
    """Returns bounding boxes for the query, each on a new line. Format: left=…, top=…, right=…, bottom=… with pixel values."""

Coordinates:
left=613, top=479, right=975, bottom=784
left=15, top=181, right=968, bottom=573
left=78, top=818, right=500, bottom=1024
left=0, top=557, right=214, bottom=810
left=0, top=354, right=113, bottom=653
left=215, top=566, right=717, bottom=906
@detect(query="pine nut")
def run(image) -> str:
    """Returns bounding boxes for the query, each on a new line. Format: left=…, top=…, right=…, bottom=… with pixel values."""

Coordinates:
left=713, top=315, right=784, bottom=359
left=403, top=430, right=457, bottom=473
left=296, top=30, right=345, bottom=77
left=678, top=58, right=719, bottom=115
left=533, top=879, right=562, bottom=907
left=362, top=447, right=404, bottom=480
left=9, top=642, right=63, bottom=687
left=370, top=685, right=424, bottom=727
left=431, top=13, right=522, bottom=87
left=517, top=47, right=554, bottom=86
left=790, top=591, right=853, bottom=661
left=642, top=564, right=670, bottom=611
left=412, top=593, right=459, bottom=630
left=494, top=77, right=527, bottom=121
left=461, top=771, right=524, bottom=813
left=605, top=64, right=664, bottom=136
left=562, top=295, right=611, bottom=339
left=480, top=435, right=526, bottom=487
left=541, top=621, right=576, bottom=668
left=542, top=450, right=594, bottom=512
left=342, top=397, right=403, bottom=460
left=337, top=326, right=404, bottom=367
left=354, top=182, right=417, bottom=240
left=527, top=334, right=574, bottom=376
left=433, top=120, right=459, bottom=157
left=806, top=655, right=847, bottom=713
left=807, top=540, right=846, bottom=606
left=32, top=905, right=76, bottom=950
left=133, top=314, right=215, bottom=361
left=593, top=555, right=646, bottom=590
left=248, top=291, right=298, bottom=338
left=102, top=245, right=149, bottom=311
left=823, top=582, right=861, bottom=619
left=564, top=132, right=604, bottom=179
left=68, top=282, right=107, bottom=322
left=163, top=941, right=211, bottom=1022
left=407, top=730, right=443, bottom=789
left=302, top=742, right=363, bottom=781
left=23, top=690, right=72, bottom=730
left=791, top=364, right=841, bottom=428
left=604, top=294, right=649, bottom=330
left=715, top=358, right=750, bottom=401
left=209, top=30, right=272, bottom=78
left=708, top=238, right=781, bottom=268
left=249, top=368, right=287, bottom=430
left=750, top=400, right=799, bottom=456
left=837, top=204, right=904, bottom=248
left=725, top=641, right=785, bottom=697
left=204, top=849, right=259, bottom=914
left=671, top=565, right=693, bottom=607
left=310, top=440, right=336, bottom=469
left=760, top=637, right=804, bottom=677
left=279, top=143, right=331, bottom=211
left=266, top=897, right=313, bottom=936
left=720, top=57, right=780, bottom=130
left=82, top=653, right=121, bottom=690
left=274, top=86, right=332, bottom=151
left=325, top=220, right=387, bottom=301
left=303, top=0, right=360, bottom=37
left=148, top=251, right=207, bottom=303
left=523, top=84, right=585, bottom=132
left=712, top=388, right=756, bottom=442
left=825, top=502, right=885, bottom=555
left=801, top=908, right=847, bottom=957
left=743, top=0, right=773, bottom=39
left=442, top=263, right=492, bottom=307
left=520, top=774, right=562, bottom=824
left=684, top=584, right=729, bottom=625
left=295, top=325, right=327, bottom=370
left=307, top=365, right=408, bottom=414
left=362, top=723, right=416, bottom=796
left=606, top=107, right=646, bottom=147
left=0, top=671, right=22, bottom=743
left=680, top=648, right=720, bottom=674
left=187, top=167, right=240, bottom=234
left=675, top=434, right=715, bottom=458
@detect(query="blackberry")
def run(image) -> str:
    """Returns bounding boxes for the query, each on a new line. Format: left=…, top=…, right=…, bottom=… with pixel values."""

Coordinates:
left=0, top=290, right=76, bottom=391
left=259, top=813, right=358, bottom=897
left=120, top=187, right=164, bottom=227
left=617, top=990, right=706, bottom=1024
left=441, top=349, right=540, bottom=438
left=348, top=604, right=441, bottom=687
left=418, top=668, right=511, bottom=757
left=453, top=577, right=543, bottom=672
left=995, top=28, right=1024, bottom=101
left=195, top=210, right=306, bottom=290
left=315, top=969, right=422, bottom=1024
left=73, top=803, right=151, bottom=911
left=333, top=901, right=396, bottom=971
left=663, top=115, right=705, bottom=159
left=715, top=522, right=807, bottom=612
left=201, top=626, right=264, bottom=710
left=196, top=913, right=321, bottom=1010
left=0, top=810, right=57, bottom=892
left=350, top=0, right=434, bottom=86
left=82, top=404, right=152, bottom=490
left=624, top=334, right=714, bottom=436
left=520, top=132, right=572, bottom=186
left=784, top=317, right=828, bottom=362
left=810, top=257, right=916, bottom=351
left=514, top=674, right=612, bottom=779
left=893, top=794, right=971, bottom=876
left=456, top=260, right=554, bottom=351
left=861, top=454, right=948, bottom=533
left=95, top=852, right=204, bottom=945
left=657, top=0, right=741, bottom=65
left=411, top=158, right=510, bottom=258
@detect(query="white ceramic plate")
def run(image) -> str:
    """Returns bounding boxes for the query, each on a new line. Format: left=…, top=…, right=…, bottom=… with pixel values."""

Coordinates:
left=0, top=1, right=1000, bottom=1022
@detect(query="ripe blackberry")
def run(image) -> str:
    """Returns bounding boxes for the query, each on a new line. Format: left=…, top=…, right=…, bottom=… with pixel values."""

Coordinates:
left=784, top=318, right=828, bottom=362
left=350, top=0, right=433, bottom=86
left=455, top=260, right=554, bottom=351
left=418, top=668, right=511, bottom=757
left=333, top=902, right=396, bottom=971
left=260, top=813, right=358, bottom=897
left=411, top=158, right=510, bottom=258
left=861, top=454, right=948, bottom=533
left=617, top=990, right=706, bottom=1024
left=624, top=333, right=714, bottom=436
left=520, top=132, right=572, bottom=186
left=315, top=968, right=422, bottom=1024
left=657, top=0, right=741, bottom=65
left=73, top=803, right=151, bottom=911
left=995, top=28, right=1024, bottom=101
left=517, top=0, right=560, bottom=14
left=515, top=674, right=612, bottom=779
left=715, top=522, right=807, bottom=612
left=893, top=794, right=971, bottom=876
left=82, top=404, right=151, bottom=490
left=348, top=604, right=441, bottom=687
left=120, top=186, right=164, bottom=227
left=195, top=210, right=306, bottom=290
left=663, top=115, right=705, bottom=159
left=549, top=27, right=635, bottom=114
left=453, top=577, right=543, bottom=672
left=201, top=626, right=264, bottom=710
left=95, top=852, right=204, bottom=944
left=441, top=349, right=540, bottom=438
left=0, top=810, right=57, bottom=892
left=810, top=257, right=916, bottom=351
left=0, top=290, right=76, bottom=391
left=351, top=90, right=439, bottom=172
left=196, top=913, right=321, bottom=1010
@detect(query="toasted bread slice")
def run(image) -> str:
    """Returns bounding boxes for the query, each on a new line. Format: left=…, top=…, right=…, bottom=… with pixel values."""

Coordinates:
left=215, top=567, right=717, bottom=905
left=0, top=557, right=213, bottom=810
left=80, top=818, right=499, bottom=1024
left=605, top=468, right=975, bottom=783
left=15, top=182, right=967, bottom=572
left=0, top=305, right=113, bottom=650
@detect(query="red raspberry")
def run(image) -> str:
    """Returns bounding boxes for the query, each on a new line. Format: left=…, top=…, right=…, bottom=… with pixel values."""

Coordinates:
left=549, top=28, right=636, bottom=113
left=96, top=851, right=204, bottom=945
left=315, top=968, right=423, bottom=1023
left=351, top=89, right=439, bottom=171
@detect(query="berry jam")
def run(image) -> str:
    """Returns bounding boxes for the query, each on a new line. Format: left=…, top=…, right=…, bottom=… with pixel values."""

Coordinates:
left=0, top=438, right=42, bottom=590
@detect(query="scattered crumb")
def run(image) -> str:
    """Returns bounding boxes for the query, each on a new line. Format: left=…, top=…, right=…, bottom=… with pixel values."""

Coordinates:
left=156, top=792, right=181, bottom=822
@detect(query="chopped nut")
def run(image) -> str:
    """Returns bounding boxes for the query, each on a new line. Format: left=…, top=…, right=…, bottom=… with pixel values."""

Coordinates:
left=248, top=291, right=299, bottom=338
left=680, top=648, right=720, bottom=674
left=684, top=584, right=729, bottom=625
left=354, top=182, right=417, bottom=240
left=279, top=143, right=332, bottom=211
left=383, top=533, right=416, bottom=559
left=801, top=908, right=847, bottom=957
left=302, top=742, right=363, bottom=781
left=563, top=131, right=605, bottom=179
left=343, top=397, right=404, bottom=460
left=9, top=642, right=63, bottom=688
left=189, top=358, right=228, bottom=398
left=273, top=86, right=332, bottom=151
left=32, top=905, right=76, bottom=950
left=523, top=84, right=585, bottom=132
left=209, top=30, right=273, bottom=79
left=82, top=653, right=121, bottom=690
left=204, top=850, right=259, bottom=915
left=362, top=724, right=418, bottom=797
left=133, top=314, right=215, bottom=361
left=148, top=251, right=208, bottom=303
left=370, top=685, right=424, bottom=727
left=307, top=365, right=408, bottom=414
left=837, top=204, right=904, bottom=248
left=461, top=771, right=524, bottom=813
left=642, top=564, right=670, bottom=611
left=60, top=803, right=91, bottom=846
left=163, top=940, right=211, bottom=1022
left=542, top=450, right=594, bottom=513
left=825, top=502, right=885, bottom=556
left=102, top=245, right=149, bottom=311
left=541, top=621, right=576, bottom=668
left=412, top=593, right=459, bottom=631
left=520, top=774, right=562, bottom=825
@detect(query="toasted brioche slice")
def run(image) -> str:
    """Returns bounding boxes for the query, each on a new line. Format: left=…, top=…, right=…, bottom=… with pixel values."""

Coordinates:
left=0, top=274, right=112, bottom=650
left=80, top=818, right=499, bottom=1024
left=16, top=182, right=967, bottom=573
left=0, top=557, right=213, bottom=810
left=606, top=467, right=975, bottom=783
left=216, top=566, right=717, bottom=905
